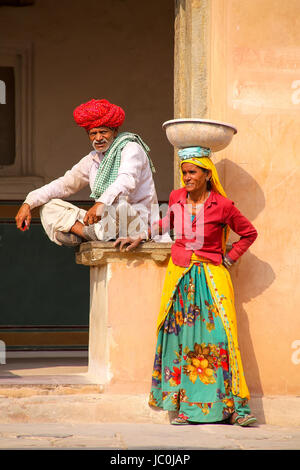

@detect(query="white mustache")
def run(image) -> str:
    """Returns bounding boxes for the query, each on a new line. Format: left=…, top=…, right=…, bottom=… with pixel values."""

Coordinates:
left=92, top=139, right=108, bottom=151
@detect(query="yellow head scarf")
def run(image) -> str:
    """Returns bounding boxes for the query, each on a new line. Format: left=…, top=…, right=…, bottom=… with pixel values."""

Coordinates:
left=179, top=147, right=229, bottom=253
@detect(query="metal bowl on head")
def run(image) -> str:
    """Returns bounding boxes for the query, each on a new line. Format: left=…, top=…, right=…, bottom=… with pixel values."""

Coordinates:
left=162, top=118, right=237, bottom=152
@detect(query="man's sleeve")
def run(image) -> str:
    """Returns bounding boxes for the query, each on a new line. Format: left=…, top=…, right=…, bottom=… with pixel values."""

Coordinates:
left=95, top=142, right=145, bottom=206
left=24, top=155, right=91, bottom=209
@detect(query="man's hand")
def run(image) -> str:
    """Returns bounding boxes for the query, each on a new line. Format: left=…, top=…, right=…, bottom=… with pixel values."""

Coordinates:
left=83, top=202, right=104, bottom=226
left=15, top=203, right=31, bottom=231
left=114, top=235, right=144, bottom=252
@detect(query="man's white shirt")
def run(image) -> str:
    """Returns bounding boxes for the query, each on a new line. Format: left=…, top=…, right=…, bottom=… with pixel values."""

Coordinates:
left=24, top=142, right=158, bottom=217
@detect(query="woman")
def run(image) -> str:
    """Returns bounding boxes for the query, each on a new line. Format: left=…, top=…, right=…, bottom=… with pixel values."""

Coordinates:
left=115, top=146, right=257, bottom=426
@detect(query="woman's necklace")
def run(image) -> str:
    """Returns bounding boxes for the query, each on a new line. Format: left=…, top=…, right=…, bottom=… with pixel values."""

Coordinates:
left=187, top=191, right=211, bottom=208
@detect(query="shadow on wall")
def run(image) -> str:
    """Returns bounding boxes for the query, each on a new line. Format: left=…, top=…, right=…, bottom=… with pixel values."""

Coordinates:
left=216, top=158, right=265, bottom=220
left=231, top=251, right=275, bottom=423
left=216, top=159, right=276, bottom=423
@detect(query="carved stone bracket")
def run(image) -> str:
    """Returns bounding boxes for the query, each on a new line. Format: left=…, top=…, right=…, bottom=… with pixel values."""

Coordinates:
left=75, top=241, right=172, bottom=266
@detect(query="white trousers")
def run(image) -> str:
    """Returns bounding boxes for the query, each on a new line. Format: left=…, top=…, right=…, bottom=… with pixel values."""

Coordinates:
left=39, top=198, right=148, bottom=246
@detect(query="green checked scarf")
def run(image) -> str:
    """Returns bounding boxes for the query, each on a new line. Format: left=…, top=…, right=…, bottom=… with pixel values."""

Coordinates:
left=90, top=132, right=156, bottom=200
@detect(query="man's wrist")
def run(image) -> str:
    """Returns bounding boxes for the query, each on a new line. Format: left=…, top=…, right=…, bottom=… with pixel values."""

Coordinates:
left=94, top=202, right=104, bottom=216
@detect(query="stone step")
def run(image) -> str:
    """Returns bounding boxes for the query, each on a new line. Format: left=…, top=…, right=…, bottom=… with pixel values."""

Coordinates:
left=0, top=392, right=171, bottom=425
left=0, top=389, right=299, bottom=426
left=0, top=382, right=103, bottom=399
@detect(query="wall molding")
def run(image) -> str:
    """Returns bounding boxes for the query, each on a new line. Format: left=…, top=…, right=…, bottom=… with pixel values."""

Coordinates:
left=0, top=40, right=34, bottom=181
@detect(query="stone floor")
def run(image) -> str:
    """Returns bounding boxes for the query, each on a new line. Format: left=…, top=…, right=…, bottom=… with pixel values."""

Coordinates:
left=0, top=421, right=299, bottom=450
left=0, top=357, right=299, bottom=452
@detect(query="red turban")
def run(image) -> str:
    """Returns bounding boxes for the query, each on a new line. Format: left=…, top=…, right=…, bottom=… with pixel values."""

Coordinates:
left=73, top=99, right=125, bottom=131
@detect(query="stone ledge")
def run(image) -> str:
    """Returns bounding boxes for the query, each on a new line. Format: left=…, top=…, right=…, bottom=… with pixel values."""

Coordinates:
left=0, top=384, right=103, bottom=398
left=76, top=241, right=172, bottom=266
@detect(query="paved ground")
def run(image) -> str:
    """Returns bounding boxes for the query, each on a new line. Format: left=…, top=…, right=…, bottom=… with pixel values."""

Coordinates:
left=0, top=358, right=299, bottom=456
left=0, top=421, right=299, bottom=451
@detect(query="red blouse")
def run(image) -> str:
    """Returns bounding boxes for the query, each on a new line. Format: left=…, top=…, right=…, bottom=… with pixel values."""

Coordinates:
left=157, top=188, right=257, bottom=267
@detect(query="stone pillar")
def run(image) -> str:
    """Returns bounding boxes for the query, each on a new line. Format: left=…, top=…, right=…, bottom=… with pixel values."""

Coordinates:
left=174, top=0, right=211, bottom=188
left=76, top=242, right=171, bottom=394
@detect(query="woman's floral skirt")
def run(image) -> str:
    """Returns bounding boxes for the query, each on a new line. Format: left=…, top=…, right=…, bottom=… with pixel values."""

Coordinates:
left=149, top=262, right=251, bottom=423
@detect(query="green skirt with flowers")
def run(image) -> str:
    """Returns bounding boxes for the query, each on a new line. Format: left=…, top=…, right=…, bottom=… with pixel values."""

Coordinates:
left=148, top=262, right=251, bottom=423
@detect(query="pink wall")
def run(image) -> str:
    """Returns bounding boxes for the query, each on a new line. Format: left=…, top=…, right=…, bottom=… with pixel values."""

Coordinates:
left=209, top=0, right=300, bottom=395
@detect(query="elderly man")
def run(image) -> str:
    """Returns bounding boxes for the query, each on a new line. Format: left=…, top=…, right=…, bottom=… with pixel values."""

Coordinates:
left=15, top=99, right=158, bottom=247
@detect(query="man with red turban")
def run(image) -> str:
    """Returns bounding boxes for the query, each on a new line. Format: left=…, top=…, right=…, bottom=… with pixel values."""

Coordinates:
left=15, top=99, right=158, bottom=246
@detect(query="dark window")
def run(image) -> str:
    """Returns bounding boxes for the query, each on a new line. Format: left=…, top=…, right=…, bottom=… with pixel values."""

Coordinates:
left=0, top=1, right=34, bottom=6
left=0, top=66, right=15, bottom=166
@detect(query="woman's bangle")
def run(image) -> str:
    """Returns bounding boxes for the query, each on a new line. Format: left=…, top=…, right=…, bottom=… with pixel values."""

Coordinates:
left=223, top=255, right=234, bottom=269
